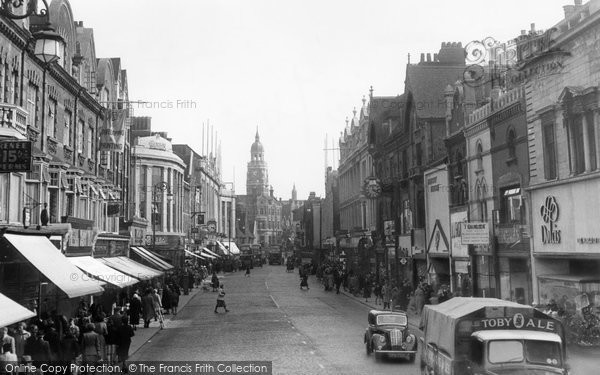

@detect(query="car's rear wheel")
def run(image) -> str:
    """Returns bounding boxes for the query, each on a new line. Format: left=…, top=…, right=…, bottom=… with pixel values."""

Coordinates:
left=408, top=354, right=416, bottom=363
left=365, top=342, right=372, bottom=355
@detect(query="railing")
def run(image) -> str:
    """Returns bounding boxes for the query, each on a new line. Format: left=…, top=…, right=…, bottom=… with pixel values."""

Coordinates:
left=495, top=86, right=524, bottom=109
left=468, top=103, right=491, bottom=126
left=0, top=103, right=28, bottom=137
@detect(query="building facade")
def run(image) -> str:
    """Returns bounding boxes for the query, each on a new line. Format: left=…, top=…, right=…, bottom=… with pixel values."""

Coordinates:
left=520, top=0, right=600, bottom=308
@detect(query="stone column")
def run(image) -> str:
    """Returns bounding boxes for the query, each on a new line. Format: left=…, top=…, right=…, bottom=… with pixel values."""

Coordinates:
left=146, top=165, right=152, bottom=230
left=595, top=111, right=600, bottom=170
left=582, top=112, right=592, bottom=173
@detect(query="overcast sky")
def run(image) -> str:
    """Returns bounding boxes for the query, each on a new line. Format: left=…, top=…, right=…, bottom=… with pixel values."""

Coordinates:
left=68, top=0, right=569, bottom=199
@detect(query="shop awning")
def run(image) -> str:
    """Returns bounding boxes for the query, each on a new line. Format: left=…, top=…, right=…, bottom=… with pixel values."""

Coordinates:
left=0, top=293, right=36, bottom=327
left=130, top=247, right=174, bottom=271
left=185, top=249, right=207, bottom=260
left=222, top=240, right=241, bottom=255
left=3, top=234, right=104, bottom=298
left=215, top=241, right=229, bottom=255
left=199, top=250, right=216, bottom=259
left=201, top=248, right=220, bottom=258
left=99, top=256, right=163, bottom=280
left=69, top=256, right=139, bottom=288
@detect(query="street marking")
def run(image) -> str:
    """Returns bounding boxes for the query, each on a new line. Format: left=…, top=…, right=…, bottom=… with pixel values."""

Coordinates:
left=302, top=341, right=307, bottom=345
left=265, top=281, right=269, bottom=290
left=270, top=295, right=279, bottom=309
left=318, top=364, right=324, bottom=369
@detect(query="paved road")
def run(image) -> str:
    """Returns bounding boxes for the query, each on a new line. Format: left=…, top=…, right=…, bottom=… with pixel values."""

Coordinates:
left=131, top=265, right=421, bottom=374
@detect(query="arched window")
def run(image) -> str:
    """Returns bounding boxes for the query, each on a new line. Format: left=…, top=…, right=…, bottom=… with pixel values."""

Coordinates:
left=456, top=151, right=463, bottom=177
left=507, top=128, right=516, bottom=159
left=476, top=141, right=483, bottom=171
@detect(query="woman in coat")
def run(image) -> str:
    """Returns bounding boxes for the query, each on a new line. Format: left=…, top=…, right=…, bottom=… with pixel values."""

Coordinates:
left=116, top=316, right=134, bottom=370
left=141, top=289, right=156, bottom=328
left=170, top=284, right=181, bottom=315
left=129, top=291, right=142, bottom=330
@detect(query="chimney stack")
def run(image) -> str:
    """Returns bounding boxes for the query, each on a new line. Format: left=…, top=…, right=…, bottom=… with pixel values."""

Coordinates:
left=420, top=53, right=425, bottom=63
left=530, top=23, right=536, bottom=33
left=433, top=53, right=439, bottom=62
left=426, top=53, right=431, bottom=62
left=564, top=4, right=575, bottom=18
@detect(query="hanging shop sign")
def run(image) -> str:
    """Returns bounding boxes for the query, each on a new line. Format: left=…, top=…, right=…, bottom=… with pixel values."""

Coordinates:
left=99, top=109, right=127, bottom=152
left=540, top=196, right=561, bottom=244
left=461, top=222, right=489, bottom=245
left=362, top=177, right=382, bottom=199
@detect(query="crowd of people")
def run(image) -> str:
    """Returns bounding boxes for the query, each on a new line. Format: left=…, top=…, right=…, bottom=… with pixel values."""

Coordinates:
left=0, top=263, right=214, bottom=374
left=292, top=258, right=454, bottom=315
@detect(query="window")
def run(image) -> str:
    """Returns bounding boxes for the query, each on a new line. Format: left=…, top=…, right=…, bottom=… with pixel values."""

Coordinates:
left=571, top=116, right=586, bottom=174
left=542, top=122, right=557, bottom=179
left=488, top=340, right=523, bottom=364
left=47, top=98, right=57, bottom=139
left=507, top=128, right=516, bottom=159
left=87, top=125, right=93, bottom=158
left=63, top=110, right=72, bottom=146
left=12, top=71, right=18, bottom=105
left=26, top=83, right=39, bottom=128
left=77, top=119, right=84, bottom=154
left=415, top=143, right=422, bottom=166
left=476, top=142, right=483, bottom=171
left=501, top=187, right=523, bottom=223
left=586, top=112, right=597, bottom=171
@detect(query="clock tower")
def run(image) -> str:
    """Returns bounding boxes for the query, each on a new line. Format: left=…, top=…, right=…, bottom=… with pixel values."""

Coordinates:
left=246, top=129, right=269, bottom=196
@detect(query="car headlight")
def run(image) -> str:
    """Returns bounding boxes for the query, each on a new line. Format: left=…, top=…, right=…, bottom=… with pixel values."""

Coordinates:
left=406, top=335, right=413, bottom=343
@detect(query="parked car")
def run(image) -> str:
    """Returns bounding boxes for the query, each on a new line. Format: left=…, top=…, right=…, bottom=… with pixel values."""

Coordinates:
left=364, top=309, right=417, bottom=362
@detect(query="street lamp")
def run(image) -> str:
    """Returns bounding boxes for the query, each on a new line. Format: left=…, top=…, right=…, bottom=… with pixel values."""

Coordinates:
left=152, top=181, right=172, bottom=252
left=1, top=0, right=65, bottom=64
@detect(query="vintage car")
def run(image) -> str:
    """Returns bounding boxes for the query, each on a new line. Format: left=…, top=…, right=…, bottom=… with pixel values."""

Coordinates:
left=364, top=310, right=417, bottom=361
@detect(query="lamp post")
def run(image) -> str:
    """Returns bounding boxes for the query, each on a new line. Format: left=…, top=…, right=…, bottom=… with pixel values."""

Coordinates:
left=152, top=181, right=172, bottom=253
left=1, top=0, right=65, bottom=63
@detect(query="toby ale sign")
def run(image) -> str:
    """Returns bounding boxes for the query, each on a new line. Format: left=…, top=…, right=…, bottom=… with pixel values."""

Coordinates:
left=476, top=313, right=558, bottom=333
left=540, top=196, right=561, bottom=244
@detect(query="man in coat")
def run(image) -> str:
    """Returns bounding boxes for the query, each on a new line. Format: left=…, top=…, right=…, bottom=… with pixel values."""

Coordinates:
left=142, top=289, right=156, bottom=328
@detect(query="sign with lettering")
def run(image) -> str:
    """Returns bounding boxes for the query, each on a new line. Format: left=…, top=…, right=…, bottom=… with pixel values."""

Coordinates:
left=99, top=109, right=127, bottom=152
left=473, top=313, right=559, bottom=334
left=540, top=196, right=561, bottom=244
left=461, top=223, right=489, bottom=245
left=451, top=210, right=469, bottom=257
left=0, top=140, right=32, bottom=173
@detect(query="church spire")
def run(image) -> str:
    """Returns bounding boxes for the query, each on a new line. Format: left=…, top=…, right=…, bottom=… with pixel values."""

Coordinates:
left=255, top=126, right=260, bottom=142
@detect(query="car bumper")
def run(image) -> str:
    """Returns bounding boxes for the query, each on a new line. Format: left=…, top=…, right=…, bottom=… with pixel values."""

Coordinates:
left=373, top=350, right=417, bottom=354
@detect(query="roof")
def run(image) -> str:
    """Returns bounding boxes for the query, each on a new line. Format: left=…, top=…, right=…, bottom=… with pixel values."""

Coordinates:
left=423, top=297, right=525, bottom=320
left=405, top=64, right=465, bottom=118
left=369, top=309, right=407, bottom=316
left=472, top=330, right=562, bottom=343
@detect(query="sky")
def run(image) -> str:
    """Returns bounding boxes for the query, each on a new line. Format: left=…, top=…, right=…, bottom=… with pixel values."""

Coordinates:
left=67, top=0, right=570, bottom=199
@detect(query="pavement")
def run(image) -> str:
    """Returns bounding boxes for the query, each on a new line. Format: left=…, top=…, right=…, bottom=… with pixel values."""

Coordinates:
left=128, top=279, right=210, bottom=356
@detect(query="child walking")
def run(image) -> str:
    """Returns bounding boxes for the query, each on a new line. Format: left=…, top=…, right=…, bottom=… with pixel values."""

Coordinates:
left=214, top=284, right=230, bottom=313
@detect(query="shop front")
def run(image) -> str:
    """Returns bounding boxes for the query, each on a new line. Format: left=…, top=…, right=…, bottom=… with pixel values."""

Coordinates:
left=531, top=180, right=600, bottom=345
left=149, top=233, right=186, bottom=269
left=450, top=208, right=471, bottom=296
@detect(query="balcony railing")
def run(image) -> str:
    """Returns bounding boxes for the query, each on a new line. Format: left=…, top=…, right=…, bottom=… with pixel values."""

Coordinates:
left=0, top=103, right=28, bottom=138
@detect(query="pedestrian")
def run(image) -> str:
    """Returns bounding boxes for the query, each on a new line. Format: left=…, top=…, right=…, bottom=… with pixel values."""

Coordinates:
left=170, top=283, right=181, bottom=316
left=162, top=286, right=173, bottom=315
left=13, top=322, right=30, bottom=362
left=151, top=289, right=164, bottom=329
left=59, top=326, right=81, bottom=373
left=25, top=328, right=51, bottom=365
left=245, top=266, right=251, bottom=277
left=363, top=281, right=372, bottom=303
left=334, top=271, right=342, bottom=294
left=93, top=315, right=107, bottom=361
left=214, top=284, right=229, bottom=313
left=211, top=272, right=219, bottom=292
left=0, top=327, right=16, bottom=356
left=382, top=283, right=392, bottom=310
left=0, top=342, right=18, bottom=374
left=116, top=316, right=134, bottom=373
left=300, top=274, right=309, bottom=290
left=129, top=290, right=142, bottom=330
left=142, top=289, right=156, bottom=328
left=415, top=283, right=426, bottom=315
left=374, top=282, right=383, bottom=305
left=80, top=323, right=101, bottom=366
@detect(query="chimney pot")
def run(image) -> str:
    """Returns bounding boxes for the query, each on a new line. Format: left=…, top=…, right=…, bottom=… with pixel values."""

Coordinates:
left=521, top=29, right=526, bottom=35
left=457, top=42, right=462, bottom=48
left=427, top=53, right=431, bottom=62
left=530, top=23, right=536, bottom=33
left=575, top=0, right=582, bottom=5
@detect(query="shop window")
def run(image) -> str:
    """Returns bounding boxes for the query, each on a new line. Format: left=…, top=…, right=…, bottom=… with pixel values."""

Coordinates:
left=542, top=122, right=557, bottom=179
left=500, top=187, right=523, bottom=224
left=571, top=116, right=586, bottom=174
